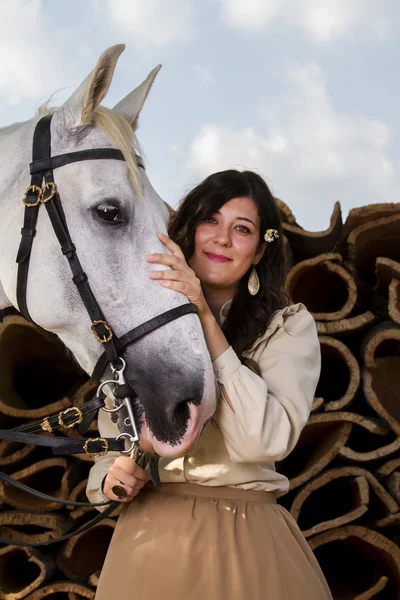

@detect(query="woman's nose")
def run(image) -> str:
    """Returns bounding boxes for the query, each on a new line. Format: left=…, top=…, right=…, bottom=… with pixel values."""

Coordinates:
left=214, top=227, right=231, bottom=247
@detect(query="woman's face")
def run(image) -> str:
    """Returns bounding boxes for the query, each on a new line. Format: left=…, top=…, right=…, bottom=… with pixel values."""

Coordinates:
left=189, top=196, right=266, bottom=292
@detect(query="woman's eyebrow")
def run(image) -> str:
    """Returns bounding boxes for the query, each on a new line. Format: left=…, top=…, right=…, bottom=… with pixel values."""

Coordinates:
left=235, top=216, right=256, bottom=227
left=215, top=211, right=256, bottom=228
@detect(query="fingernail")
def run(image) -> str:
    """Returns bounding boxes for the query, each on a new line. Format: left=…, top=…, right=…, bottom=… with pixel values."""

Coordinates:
left=147, top=272, right=156, bottom=278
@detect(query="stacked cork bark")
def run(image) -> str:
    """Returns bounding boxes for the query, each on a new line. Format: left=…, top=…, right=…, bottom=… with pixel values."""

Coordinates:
left=277, top=200, right=400, bottom=599
left=0, top=199, right=399, bottom=599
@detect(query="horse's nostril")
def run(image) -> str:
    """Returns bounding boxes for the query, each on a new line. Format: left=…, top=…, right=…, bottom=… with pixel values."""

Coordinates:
left=170, top=400, right=190, bottom=429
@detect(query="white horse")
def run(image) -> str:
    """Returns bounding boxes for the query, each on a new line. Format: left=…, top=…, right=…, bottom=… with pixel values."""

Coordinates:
left=0, top=45, right=216, bottom=457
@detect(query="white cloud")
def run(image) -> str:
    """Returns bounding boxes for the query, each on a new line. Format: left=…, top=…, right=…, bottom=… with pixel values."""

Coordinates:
left=222, top=0, right=392, bottom=42
left=193, top=64, right=216, bottom=86
left=186, top=63, right=397, bottom=230
left=0, top=0, right=80, bottom=107
left=222, top=0, right=283, bottom=31
left=104, top=0, right=194, bottom=46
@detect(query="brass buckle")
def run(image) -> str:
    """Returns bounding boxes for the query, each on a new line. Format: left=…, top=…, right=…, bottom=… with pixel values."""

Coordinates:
left=91, top=320, right=113, bottom=343
left=23, top=185, right=43, bottom=207
left=42, top=182, right=57, bottom=203
left=41, top=417, right=53, bottom=433
left=83, top=437, right=109, bottom=457
left=58, top=406, right=83, bottom=429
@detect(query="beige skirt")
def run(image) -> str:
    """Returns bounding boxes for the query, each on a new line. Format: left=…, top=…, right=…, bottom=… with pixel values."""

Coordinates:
left=95, top=483, right=333, bottom=600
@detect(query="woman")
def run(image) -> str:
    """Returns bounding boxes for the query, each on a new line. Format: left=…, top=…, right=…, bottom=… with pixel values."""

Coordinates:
left=88, top=170, right=333, bottom=600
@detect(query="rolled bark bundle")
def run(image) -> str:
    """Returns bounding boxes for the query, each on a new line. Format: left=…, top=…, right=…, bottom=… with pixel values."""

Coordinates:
left=0, top=439, right=35, bottom=467
left=376, top=458, right=400, bottom=506
left=68, top=479, right=96, bottom=520
left=388, top=279, right=400, bottom=326
left=317, top=337, right=360, bottom=411
left=363, top=367, right=400, bottom=437
left=282, top=202, right=342, bottom=262
left=88, top=572, right=100, bottom=588
left=0, top=511, right=69, bottom=545
left=290, top=466, right=398, bottom=538
left=341, top=203, right=400, bottom=260
left=0, top=457, right=72, bottom=511
left=309, top=525, right=400, bottom=599
left=360, top=322, right=400, bottom=436
left=285, top=254, right=357, bottom=320
left=375, top=257, right=400, bottom=326
left=362, top=321, right=400, bottom=369
left=316, top=311, right=376, bottom=336
left=24, top=582, right=95, bottom=599
left=0, top=315, right=86, bottom=419
left=339, top=435, right=400, bottom=464
left=279, top=416, right=352, bottom=491
left=347, top=213, right=400, bottom=281
left=311, top=397, right=325, bottom=412
left=279, top=412, right=389, bottom=491
left=56, top=519, right=116, bottom=583
left=0, top=545, right=55, bottom=600
left=276, top=198, right=298, bottom=225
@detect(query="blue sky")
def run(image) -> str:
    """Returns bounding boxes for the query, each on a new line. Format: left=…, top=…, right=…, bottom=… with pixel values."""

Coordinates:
left=1, top=0, right=399, bottom=230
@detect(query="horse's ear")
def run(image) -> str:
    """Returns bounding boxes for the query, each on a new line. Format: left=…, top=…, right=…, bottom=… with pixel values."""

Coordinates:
left=57, top=44, right=125, bottom=127
left=113, top=65, right=162, bottom=127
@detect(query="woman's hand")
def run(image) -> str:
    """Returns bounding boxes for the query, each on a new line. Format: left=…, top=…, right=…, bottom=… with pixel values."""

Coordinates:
left=103, top=456, right=148, bottom=503
left=146, top=232, right=210, bottom=318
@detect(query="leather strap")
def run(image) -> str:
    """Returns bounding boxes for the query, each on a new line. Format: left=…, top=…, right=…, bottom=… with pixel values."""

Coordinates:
left=14, top=394, right=105, bottom=435
left=91, top=303, right=198, bottom=383
left=0, top=428, right=124, bottom=455
left=30, top=149, right=143, bottom=173
left=0, top=500, right=118, bottom=547
left=16, top=115, right=52, bottom=321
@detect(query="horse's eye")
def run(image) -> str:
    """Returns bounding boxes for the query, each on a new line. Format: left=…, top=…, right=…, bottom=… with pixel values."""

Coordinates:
left=95, top=204, right=121, bottom=222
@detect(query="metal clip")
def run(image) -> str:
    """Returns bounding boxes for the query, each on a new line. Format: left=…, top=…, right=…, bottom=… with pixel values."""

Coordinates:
left=116, top=432, right=137, bottom=455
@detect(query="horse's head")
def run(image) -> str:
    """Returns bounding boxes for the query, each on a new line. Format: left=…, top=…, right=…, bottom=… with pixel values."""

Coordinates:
left=0, top=45, right=217, bottom=457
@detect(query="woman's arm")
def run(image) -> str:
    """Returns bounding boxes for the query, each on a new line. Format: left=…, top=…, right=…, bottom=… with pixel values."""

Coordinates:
left=213, top=308, right=320, bottom=463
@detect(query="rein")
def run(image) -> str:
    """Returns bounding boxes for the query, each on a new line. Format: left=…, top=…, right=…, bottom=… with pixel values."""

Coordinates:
left=0, top=115, right=197, bottom=546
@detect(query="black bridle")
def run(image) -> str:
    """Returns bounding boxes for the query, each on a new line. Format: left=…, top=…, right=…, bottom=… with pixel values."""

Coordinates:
left=0, top=115, right=197, bottom=546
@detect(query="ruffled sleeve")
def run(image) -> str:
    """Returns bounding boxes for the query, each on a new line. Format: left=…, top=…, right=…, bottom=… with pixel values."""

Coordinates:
left=213, top=304, right=321, bottom=463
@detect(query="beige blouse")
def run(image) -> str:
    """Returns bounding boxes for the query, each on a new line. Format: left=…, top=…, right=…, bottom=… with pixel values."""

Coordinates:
left=87, top=302, right=321, bottom=506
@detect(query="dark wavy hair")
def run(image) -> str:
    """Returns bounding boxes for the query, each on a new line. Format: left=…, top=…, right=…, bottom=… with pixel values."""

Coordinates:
left=168, top=170, right=288, bottom=373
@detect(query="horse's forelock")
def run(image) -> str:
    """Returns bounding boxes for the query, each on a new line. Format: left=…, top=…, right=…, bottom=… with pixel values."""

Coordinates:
left=35, top=103, right=144, bottom=199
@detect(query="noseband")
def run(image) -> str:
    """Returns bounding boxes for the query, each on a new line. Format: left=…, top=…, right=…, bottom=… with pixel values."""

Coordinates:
left=0, top=115, right=197, bottom=546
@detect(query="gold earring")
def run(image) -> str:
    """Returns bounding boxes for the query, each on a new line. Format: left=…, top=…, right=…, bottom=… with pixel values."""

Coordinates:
left=248, top=266, right=260, bottom=296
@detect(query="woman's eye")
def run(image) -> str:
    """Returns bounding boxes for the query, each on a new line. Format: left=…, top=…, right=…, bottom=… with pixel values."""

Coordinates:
left=202, top=217, right=217, bottom=224
left=236, top=225, right=251, bottom=234
left=95, top=204, right=121, bottom=222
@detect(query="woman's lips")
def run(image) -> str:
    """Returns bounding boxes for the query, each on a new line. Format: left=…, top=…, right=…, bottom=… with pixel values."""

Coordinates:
left=204, top=252, right=232, bottom=263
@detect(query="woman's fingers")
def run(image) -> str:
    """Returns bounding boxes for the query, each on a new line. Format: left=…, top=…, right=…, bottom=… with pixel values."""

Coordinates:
left=113, top=456, right=148, bottom=481
left=148, top=270, right=194, bottom=283
left=146, top=253, right=184, bottom=270
left=102, top=456, right=149, bottom=502
left=110, top=465, right=146, bottom=490
left=103, top=476, right=138, bottom=502
left=146, top=232, right=187, bottom=270
left=157, top=231, right=183, bottom=256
